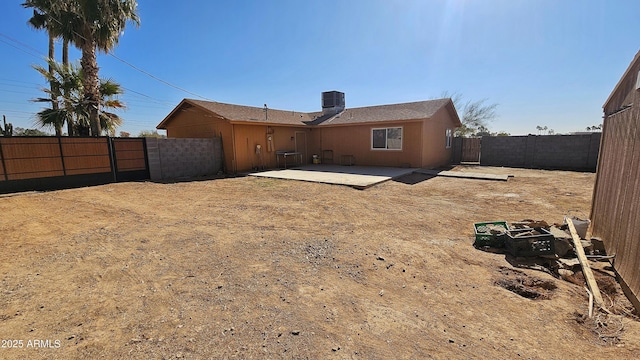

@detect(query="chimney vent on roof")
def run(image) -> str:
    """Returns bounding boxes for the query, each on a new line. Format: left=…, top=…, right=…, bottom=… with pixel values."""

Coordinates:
left=322, top=91, right=345, bottom=116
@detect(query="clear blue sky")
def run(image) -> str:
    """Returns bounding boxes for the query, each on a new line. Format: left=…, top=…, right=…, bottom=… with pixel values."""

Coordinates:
left=0, top=0, right=638, bottom=136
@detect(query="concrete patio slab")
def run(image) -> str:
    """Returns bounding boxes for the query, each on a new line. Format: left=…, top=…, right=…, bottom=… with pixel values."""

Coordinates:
left=249, top=165, right=418, bottom=189
left=415, top=169, right=512, bottom=181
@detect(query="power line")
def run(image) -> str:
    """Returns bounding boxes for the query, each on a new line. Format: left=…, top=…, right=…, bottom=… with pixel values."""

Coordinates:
left=121, top=86, right=175, bottom=105
left=1, top=24, right=201, bottom=106
left=108, top=53, right=210, bottom=100
left=35, top=13, right=213, bottom=101
left=0, top=37, right=42, bottom=59
left=0, top=32, right=45, bottom=56
left=0, top=109, right=36, bottom=115
left=0, top=78, right=43, bottom=86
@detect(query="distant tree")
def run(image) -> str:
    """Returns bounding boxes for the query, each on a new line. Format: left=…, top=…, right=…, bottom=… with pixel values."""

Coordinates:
left=138, top=130, right=165, bottom=138
left=494, top=131, right=510, bottom=136
left=475, top=125, right=492, bottom=137
left=441, top=92, right=498, bottom=137
left=119, top=131, right=130, bottom=137
left=13, top=127, right=51, bottom=136
left=536, top=125, right=554, bottom=135
left=587, top=124, right=602, bottom=132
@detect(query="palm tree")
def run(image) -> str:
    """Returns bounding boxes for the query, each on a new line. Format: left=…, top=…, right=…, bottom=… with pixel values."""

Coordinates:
left=98, top=79, right=126, bottom=136
left=55, top=0, right=139, bottom=136
left=24, top=0, right=74, bottom=135
left=33, top=59, right=126, bottom=136
left=24, top=0, right=60, bottom=135
left=32, top=59, right=82, bottom=134
left=24, top=1, right=72, bottom=65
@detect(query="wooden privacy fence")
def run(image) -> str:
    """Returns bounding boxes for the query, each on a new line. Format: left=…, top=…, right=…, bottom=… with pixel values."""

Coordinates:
left=0, top=137, right=148, bottom=194
left=590, top=107, right=640, bottom=312
left=111, top=138, right=148, bottom=181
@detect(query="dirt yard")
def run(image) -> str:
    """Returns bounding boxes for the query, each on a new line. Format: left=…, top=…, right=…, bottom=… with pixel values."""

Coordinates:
left=1, top=166, right=638, bottom=359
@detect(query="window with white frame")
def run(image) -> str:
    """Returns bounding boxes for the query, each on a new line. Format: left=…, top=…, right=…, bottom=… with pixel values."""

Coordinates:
left=372, top=127, right=402, bottom=150
left=445, top=128, right=452, bottom=148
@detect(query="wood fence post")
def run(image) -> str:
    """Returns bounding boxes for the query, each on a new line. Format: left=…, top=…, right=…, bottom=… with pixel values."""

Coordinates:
left=141, top=138, right=150, bottom=180
left=108, top=137, right=118, bottom=183
left=58, top=136, right=67, bottom=176
left=0, top=138, right=8, bottom=181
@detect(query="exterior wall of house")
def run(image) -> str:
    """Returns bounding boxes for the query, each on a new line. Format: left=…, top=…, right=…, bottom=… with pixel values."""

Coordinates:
left=231, top=124, right=312, bottom=172
left=163, top=107, right=234, bottom=172
left=317, top=121, right=423, bottom=167
left=161, top=103, right=460, bottom=171
left=421, top=106, right=456, bottom=168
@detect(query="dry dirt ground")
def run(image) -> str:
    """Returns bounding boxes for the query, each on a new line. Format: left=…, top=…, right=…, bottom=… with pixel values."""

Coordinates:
left=1, top=165, right=639, bottom=359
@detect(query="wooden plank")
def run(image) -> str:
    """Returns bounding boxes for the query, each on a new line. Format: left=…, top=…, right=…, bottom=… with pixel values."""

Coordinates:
left=113, top=138, right=144, bottom=152
left=61, top=141, right=109, bottom=157
left=567, top=218, right=605, bottom=308
left=4, top=157, right=64, bottom=176
left=1, top=142, right=61, bottom=159
left=63, top=154, right=111, bottom=171
left=116, top=158, right=146, bottom=171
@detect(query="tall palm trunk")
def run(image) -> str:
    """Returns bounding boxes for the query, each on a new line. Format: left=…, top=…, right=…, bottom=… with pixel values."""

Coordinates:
left=62, top=39, right=69, bottom=67
left=62, top=39, right=74, bottom=137
left=80, top=41, right=101, bottom=136
left=48, top=33, right=62, bottom=137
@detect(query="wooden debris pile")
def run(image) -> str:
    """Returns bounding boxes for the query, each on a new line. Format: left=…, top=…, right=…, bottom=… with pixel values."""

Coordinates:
left=473, top=216, right=621, bottom=318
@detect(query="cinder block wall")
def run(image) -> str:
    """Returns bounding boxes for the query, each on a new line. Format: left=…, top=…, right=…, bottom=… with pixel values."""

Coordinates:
left=146, top=138, right=222, bottom=181
left=480, top=133, right=601, bottom=171
left=480, top=136, right=529, bottom=167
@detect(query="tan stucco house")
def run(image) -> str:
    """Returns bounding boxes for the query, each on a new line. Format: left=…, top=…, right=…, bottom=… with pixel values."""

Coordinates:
left=157, top=91, right=461, bottom=173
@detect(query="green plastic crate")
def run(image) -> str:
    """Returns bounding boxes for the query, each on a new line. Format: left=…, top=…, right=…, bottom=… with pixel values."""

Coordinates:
left=474, top=221, right=509, bottom=248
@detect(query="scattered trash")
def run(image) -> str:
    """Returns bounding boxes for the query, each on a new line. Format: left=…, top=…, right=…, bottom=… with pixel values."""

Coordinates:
left=474, top=216, right=631, bottom=324
left=565, top=210, right=590, bottom=239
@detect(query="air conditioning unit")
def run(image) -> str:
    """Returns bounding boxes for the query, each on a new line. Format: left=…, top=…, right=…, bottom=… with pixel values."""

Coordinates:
left=321, top=91, right=345, bottom=115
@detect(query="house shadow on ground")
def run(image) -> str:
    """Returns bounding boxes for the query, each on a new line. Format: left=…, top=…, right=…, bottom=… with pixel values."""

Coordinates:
left=392, top=173, right=436, bottom=185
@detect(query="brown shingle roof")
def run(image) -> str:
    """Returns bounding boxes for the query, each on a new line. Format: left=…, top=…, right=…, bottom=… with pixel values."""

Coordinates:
left=315, top=99, right=451, bottom=126
left=187, top=99, right=314, bottom=125
left=157, top=98, right=459, bottom=129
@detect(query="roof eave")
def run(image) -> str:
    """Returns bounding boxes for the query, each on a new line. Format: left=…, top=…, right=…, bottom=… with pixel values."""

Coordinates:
left=156, top=98, right=192, bottom=129
left=228, top=120, right=309, bottom=127
left=446, top=100, right=463, bottom=127
left=317, top=118, right=425, bottom=127
left=603, top=50, right=640, bottom=110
